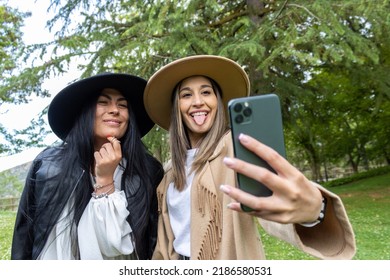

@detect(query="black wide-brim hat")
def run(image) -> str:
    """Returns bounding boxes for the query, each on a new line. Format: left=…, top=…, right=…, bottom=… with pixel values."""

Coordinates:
left=48, top=72, right=153, bottom=140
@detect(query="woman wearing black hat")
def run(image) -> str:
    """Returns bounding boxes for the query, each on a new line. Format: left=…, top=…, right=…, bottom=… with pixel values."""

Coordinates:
left=11, top=73, right=164, bottom=260
left=143, top=55, right=356, bottom=260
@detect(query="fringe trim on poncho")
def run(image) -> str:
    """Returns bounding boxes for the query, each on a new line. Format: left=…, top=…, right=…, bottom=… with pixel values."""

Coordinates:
left=157, top=189, right=164, bottom=214
left=195, top=182, right=222, bottom=260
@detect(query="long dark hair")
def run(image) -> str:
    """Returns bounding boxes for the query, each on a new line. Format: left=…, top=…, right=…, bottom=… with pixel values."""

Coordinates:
left=34, top=91, right=156, bottom=258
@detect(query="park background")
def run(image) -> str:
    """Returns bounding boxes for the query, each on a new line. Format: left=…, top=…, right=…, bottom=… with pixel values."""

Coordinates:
left=0, top=0, right=389, bottom=260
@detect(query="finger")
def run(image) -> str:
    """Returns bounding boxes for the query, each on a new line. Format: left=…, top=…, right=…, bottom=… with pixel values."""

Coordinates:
left=226, top=202, right=242, bottom=212
left=94, top=150, right=103, bottom=162
left=238, top=133, right=297, bottom=178
left=226, top=202, right=266, bottom=216
left=220, top=184, right=291, bottom=216
left=223, top=156, right=286, bottom=193
left=99, top=144, right=112, bottom=158
left=220, top=184, right=268, bottom=212
left=225, top=201, right=281, bottom=221
left=107, top=136, right=122, bottom=157
left=107, top=136, right=120, bottom=144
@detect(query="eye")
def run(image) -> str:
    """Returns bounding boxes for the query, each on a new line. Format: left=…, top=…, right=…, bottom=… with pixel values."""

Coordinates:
left=97, top=99, right=109, bottom=105
left=118, top=102, right=128, bottom=108
left=180, top=92, right=192, bottom=99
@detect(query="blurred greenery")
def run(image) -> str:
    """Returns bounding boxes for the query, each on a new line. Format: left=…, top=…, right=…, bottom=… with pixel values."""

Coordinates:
left=259, top=173, right=390, bottom=260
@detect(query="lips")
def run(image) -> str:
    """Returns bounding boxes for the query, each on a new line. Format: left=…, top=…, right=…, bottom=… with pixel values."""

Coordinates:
left=103, top=119, right=121, bottom=126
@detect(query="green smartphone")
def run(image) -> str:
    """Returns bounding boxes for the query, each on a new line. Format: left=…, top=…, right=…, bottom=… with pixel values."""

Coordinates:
left=228, top=94, right=286, bottom=212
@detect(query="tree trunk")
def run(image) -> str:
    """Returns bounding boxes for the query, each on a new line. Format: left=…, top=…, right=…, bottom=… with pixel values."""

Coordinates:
left=347, top=152, right=359, bottom=173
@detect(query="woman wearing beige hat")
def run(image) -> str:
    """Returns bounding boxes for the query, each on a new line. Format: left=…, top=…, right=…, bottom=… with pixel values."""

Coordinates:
left=144, top=55, right=356, bottom=260
left=12, top=73, right=163, bottom=259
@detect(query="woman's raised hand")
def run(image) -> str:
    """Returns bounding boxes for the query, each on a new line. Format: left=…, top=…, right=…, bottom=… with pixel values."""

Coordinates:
left=220, top=133, right=323, bottom=224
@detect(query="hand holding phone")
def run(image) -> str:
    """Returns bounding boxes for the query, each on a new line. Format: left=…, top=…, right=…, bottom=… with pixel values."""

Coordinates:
left=228, top=94, right=286, bottom=212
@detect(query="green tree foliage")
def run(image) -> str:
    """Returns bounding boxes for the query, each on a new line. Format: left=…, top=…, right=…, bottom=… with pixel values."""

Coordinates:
left=0, top=4, right=29, bottom=154
left=0, top=4, right=25, bottom=83
left=1, top=0, right=389, bottom=179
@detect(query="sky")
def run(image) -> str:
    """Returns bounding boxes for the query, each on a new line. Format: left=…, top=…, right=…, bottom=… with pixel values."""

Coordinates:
left=0, top=0, right=82, bottom=171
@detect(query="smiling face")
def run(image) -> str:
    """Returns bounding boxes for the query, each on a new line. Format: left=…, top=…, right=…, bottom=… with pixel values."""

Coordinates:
left=178, top=76, right=218, bottom=147
left=93, top=88, right=129, bottom=148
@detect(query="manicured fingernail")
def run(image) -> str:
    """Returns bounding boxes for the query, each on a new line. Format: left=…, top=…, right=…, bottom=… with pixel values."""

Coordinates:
left=238, top=133, right=249, bottom=143
left=223, top=157, right=234, bottom=166
left=220, top=184, right=231, bottom=194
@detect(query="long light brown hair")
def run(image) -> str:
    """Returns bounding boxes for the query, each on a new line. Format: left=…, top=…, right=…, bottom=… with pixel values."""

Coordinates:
left=169, top=76, right=228, bottom=191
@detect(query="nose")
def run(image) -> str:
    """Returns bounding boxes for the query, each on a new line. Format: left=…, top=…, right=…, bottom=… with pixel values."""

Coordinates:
left=108, top=103, right=119, bottom=115
left=192, top=92, right=204, bottom=106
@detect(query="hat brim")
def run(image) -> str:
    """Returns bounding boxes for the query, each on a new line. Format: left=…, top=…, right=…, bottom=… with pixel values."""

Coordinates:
left=48, top=73, right=153, bottom=140
left=144, top=55, right=250, bottom=131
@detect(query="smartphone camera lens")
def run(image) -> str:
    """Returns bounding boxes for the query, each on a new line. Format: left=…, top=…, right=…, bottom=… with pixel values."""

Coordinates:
left=243, top=107, right=252, bottom=117
left=235, top=114, right=244, bottom=124
left=233, top=103, right=243, bottom=113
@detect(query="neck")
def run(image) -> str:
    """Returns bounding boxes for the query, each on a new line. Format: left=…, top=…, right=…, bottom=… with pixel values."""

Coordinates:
left=188, top=132, right=205, bottom=149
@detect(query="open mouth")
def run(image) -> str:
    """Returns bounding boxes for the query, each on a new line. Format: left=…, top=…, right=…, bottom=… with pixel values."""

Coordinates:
left=191, top=112, right=208, bottom=125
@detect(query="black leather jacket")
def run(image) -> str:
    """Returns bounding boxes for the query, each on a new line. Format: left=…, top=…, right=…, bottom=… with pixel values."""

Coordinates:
left=11, top=147, right=163, bottom=260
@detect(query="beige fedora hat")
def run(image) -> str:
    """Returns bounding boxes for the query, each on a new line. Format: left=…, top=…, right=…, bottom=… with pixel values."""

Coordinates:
left=144, top=55, right=250, bottom=130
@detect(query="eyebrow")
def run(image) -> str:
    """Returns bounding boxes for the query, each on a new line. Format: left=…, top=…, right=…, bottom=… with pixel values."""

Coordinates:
left=99, top=93, right=127, bottom=102
left=179, top=84, right=212, bottom=93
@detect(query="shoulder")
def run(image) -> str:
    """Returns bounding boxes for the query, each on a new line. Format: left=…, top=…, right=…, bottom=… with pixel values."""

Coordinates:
left=28, top=146, right=66, bottom=176
left=35, top=146, right=63, bottom=159
left=30, top=146, right=63, bottom=168
left=210, top=130, right=233, bottom=160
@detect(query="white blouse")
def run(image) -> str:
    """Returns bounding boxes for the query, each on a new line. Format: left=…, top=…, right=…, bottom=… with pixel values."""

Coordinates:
left=38, top=165, right=135, bottom=260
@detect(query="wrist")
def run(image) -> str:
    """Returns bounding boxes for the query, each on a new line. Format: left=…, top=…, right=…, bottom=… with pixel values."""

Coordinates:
left=92, top=185, right=115, bottom=199
left=91, top=180, right=115, bottom=198
left=93, top=180, right=114, bottom=190
left=299, top=196, right=327, bottom=227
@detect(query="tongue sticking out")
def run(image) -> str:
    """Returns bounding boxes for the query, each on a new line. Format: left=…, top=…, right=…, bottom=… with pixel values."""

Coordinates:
left=193, top=114, right=207, bottom=125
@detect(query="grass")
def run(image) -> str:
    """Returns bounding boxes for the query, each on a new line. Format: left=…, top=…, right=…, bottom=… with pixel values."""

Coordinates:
left=1, top=173, right=389, bottom=260
left=0, top=211, right=15, bottom=260
left=332, top=173, right=390, bottom=260
left=259, top=172, right=390, bottom=260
